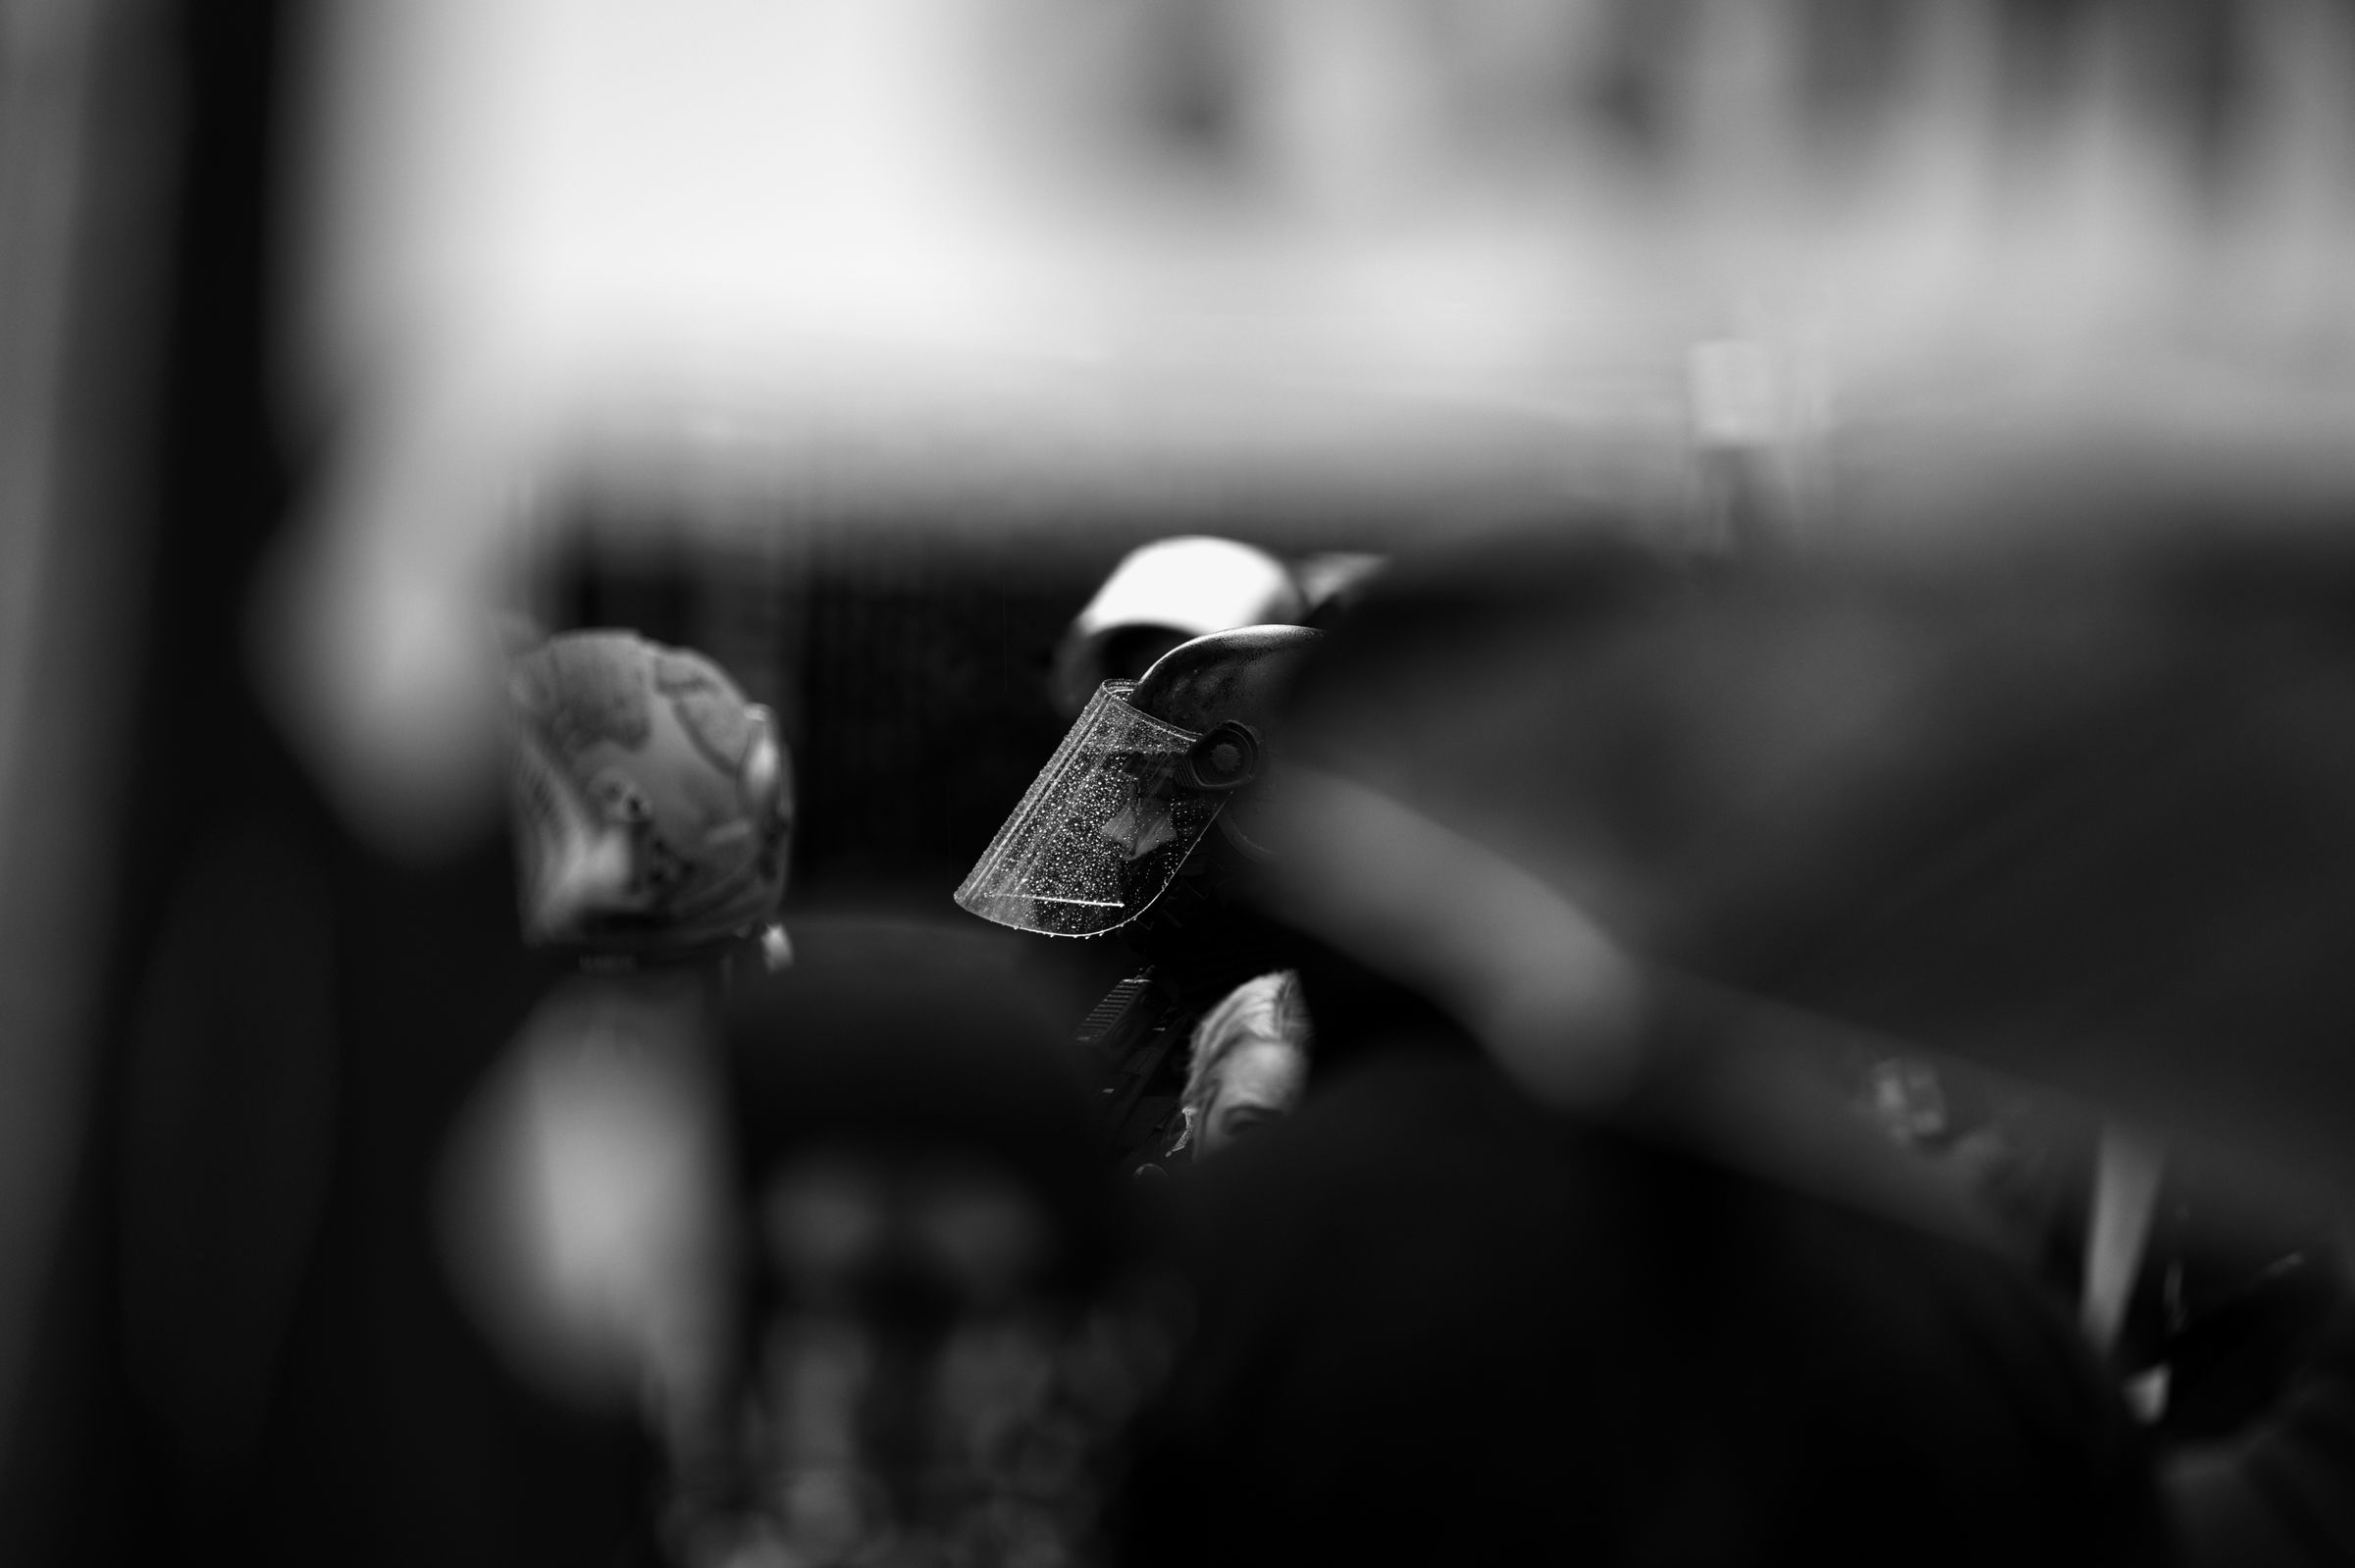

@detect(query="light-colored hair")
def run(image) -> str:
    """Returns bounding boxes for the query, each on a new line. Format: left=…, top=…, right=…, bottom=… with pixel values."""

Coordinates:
left=1181, top=970, right=1312, bottom=1114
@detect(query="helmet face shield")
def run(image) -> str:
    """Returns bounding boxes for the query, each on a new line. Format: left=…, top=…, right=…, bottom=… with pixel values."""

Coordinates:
left=955, top=683, right=1225, bottom=936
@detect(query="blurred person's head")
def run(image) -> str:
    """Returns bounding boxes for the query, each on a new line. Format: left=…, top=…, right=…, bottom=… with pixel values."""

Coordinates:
left=1179, top=970, right=1312, bottom=1158
left=507, top=629, right=793, bottom=971
left=1051, top=537, right=1306, bottom=718
left=1253, top=516, right=2355, bottom=1201
left=724, top=919, right=1110, bottom=1289
left=713, top=917, right=1163, bottom=1565
left=1243, top=526, right=1679, bottom=1108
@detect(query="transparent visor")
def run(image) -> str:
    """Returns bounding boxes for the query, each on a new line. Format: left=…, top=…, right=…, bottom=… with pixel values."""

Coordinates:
left=955, top=683, right=1225, bottom=936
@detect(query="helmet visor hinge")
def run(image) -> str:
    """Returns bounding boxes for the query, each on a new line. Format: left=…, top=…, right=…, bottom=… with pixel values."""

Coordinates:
left=1180, top=721, right=1261, bottom=792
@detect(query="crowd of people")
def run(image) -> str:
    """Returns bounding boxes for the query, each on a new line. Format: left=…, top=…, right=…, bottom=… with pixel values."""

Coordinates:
left=453, top=525, right=2355, bottom=1567
left=22, top=1, right=2355, bottom=1561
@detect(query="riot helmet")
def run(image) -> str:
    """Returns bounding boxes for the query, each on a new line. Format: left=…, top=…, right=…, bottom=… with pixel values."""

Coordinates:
left=955, top=624, right=1321, bottom=939
left=508, top=630, right=794, bottom=964
left=1050, top=537, right=1306, bottom=717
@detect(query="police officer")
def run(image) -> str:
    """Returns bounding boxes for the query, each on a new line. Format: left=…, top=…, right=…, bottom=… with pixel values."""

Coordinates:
left=954, top=623, right=1321, bottom=1170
